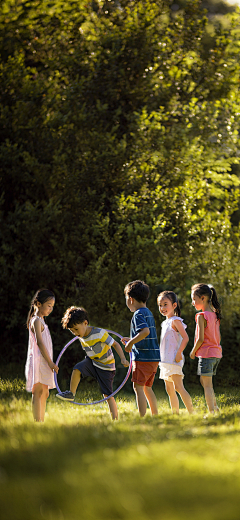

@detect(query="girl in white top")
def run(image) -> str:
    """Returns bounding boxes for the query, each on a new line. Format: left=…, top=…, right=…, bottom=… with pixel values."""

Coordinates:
left=158, top=291, right=193, bottom=414
left=25, top=289, right=59, bottom=422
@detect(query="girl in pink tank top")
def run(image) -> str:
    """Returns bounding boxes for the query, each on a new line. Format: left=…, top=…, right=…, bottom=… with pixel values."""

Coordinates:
left=190, top=283, right=222, bottom=414
left=25, top=289, right=59, bottom=422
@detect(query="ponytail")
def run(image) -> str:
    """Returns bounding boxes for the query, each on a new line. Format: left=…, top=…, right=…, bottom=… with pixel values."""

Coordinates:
left=27, top=288, right=55, bottom=329
left=209, top=285, right=222, bottom=321
left=27, top=304, right=35, bottom=329
left=191, top=283, right=222, bottom=321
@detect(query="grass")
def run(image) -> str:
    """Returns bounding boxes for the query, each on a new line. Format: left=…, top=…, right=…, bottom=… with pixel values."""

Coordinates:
left=1, top=379, right=240, bottom=520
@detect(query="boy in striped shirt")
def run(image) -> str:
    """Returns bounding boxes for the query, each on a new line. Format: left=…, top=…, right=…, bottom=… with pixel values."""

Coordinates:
left=56, top=307, right=129, bottom=419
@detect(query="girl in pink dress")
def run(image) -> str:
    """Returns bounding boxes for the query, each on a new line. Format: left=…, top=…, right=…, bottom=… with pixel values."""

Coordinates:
left=25, top=289, right=59, bottom=422
left=190, top=283, right=222, bottom=414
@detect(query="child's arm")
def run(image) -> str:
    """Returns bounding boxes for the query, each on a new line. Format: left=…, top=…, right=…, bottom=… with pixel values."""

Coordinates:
left=112, top=340, right=129, bottom=367
left=122, top=327, right=150, bottom=353
left=189, top=314, right=205, bottom=359
left=33, top=319, right=59, bottom=373
left=173, top=320, right=189, bottom=363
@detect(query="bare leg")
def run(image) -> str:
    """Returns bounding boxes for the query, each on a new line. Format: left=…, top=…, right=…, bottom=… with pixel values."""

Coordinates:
left=144, top=386, right=158, bottom=415
left=104, top=395, right=118, bottom=420
left=70, top=369, right=81, bottom=394
left=165, top=380, right=179, bottom=414
left=133, top=383, right=147, bottom=417
left=32, top=383, right=49, bottom=422
left=171, top=375, right=194, bottom=414
left=200, top=375, right=215, bottom=413
left=40, top=386, right=49, bottom=421
left=213, top=394, right=220, bottom=412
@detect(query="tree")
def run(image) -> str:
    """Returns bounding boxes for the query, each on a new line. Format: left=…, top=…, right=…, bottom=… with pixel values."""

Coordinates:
left=0, top=0, right=240, bottom=383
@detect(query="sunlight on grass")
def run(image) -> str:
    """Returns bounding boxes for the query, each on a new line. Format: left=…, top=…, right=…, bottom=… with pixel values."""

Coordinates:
left=0, top=379, right=240, bottom=520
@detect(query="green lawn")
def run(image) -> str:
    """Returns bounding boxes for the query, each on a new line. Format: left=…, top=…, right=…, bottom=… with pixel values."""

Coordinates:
left=0, top=378, right=240, bottom=520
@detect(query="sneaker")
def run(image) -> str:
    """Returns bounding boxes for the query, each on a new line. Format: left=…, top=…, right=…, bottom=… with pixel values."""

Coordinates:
left=56, top=390, right=75, bottom=402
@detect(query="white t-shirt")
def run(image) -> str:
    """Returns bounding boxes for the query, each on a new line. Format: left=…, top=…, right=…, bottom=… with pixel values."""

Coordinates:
left=160, top=316, right=186, bottom=367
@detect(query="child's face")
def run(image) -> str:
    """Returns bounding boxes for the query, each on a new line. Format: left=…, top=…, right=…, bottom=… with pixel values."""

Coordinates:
left=69, top=320, right=89, bottom=337
left=158, top=297, right=176, bottom=319
left=36, top=298, right=55, bottom=317
left=191, top=292, right=203, bottom=310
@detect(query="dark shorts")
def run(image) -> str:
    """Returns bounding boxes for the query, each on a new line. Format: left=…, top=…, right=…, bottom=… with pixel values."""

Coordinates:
left=197, top=357, right=221, bottom=377
left=73, top=357, right=115, bottom=396
left=131, top=360, right=159, bottom=387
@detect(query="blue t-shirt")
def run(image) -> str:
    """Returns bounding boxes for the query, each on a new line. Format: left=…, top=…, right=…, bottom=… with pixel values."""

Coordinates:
left=130, top=307, right=160, bottom=362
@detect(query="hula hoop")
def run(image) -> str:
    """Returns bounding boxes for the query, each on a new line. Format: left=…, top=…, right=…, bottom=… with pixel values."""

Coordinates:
left=54, top=330, right=132, bottom=406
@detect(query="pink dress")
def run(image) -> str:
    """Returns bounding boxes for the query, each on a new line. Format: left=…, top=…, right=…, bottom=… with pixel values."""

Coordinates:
left=25, top=316, right=55, bottom=391
left=194, top=311, right=222, bottom=358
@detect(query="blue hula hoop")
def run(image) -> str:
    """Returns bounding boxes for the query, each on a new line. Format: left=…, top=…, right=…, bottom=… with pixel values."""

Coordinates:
left=54, top=330, right=132, bottom=406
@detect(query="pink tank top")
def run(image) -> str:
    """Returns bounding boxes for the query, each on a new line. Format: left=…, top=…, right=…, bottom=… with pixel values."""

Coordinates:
left=194, top=311, right=222, bottom=358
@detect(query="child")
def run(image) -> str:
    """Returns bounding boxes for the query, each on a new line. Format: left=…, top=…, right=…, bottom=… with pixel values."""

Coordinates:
left=122, top=280, right=160, bottom=417
left=158, top=291, right=193, bottom=414
left=56, top=307, right=129, bottom=420
left=190, top=283, right=222, bottom=414
left=25, top=289, right=59, bottom=422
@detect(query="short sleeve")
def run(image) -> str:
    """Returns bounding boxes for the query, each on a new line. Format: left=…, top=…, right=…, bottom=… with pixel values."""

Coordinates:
left=172, top=317, right=187, bottom=330
left=95, top=328, right=114, bottom=347
left=195, top=312, right=204, bottom=324
left=133, top=312, right=148, bottom=333
left=103, top=331, right=114, bottom=347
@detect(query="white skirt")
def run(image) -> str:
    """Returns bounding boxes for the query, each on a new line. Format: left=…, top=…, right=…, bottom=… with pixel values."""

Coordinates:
left=159, top=362, right=184, bottom=382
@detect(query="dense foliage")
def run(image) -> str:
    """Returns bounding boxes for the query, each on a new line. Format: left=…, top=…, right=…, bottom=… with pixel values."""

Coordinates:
left=1, top=0, right=240, bottom=384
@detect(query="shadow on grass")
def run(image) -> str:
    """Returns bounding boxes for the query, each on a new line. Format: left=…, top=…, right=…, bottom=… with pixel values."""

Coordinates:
left=1, top=383, right=240, bottom=520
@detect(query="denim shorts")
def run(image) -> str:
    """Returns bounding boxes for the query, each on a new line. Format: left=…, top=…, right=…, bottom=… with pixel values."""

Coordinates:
left=197, top=357, right=221, bottom=377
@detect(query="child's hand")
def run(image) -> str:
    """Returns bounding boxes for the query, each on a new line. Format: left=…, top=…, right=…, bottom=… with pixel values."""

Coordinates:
left=190, top=350, right=195, bottom=360
left=175, top=352, right=182, bottom=363
left=121, top=357, right=129, bottom=367
left=121, top=337, right=130, bottom=346
left=124, top=340, right=133, bottom=353
left=49, top=361, right=59, bottom=373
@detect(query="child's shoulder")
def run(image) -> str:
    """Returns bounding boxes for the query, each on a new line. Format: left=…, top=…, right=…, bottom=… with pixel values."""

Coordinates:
left=30, top=315, right=44, bottom=328
left=85, top=327, right=114, bottom=341
left=172, top=316, right=187, bottom=330
left=163, top=316, right=186, bottom=329
left=195, top=310, right=214, bottom=321
left=86, top=326, right=106, bottom=336
left=134, top=306, right=152, bottom=316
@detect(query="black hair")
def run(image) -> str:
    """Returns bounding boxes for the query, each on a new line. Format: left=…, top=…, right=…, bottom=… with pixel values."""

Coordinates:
left=124, top=280, right=150, bottom=303
left=62, top=306, right=89, bottom=329
left=157, top=290, right=181, bottom=317
left=27, top=288, right=55, bottom=329
left=191, top=283, right=222, bottom=320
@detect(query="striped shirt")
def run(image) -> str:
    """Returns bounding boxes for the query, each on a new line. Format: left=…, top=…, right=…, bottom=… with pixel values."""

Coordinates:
left=130, top=307, right=160, bottom=362
left=79, top=327, right=115, bottom=371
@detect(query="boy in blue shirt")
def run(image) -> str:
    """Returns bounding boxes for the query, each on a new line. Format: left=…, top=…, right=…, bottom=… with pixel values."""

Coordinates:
left=122, top=280, right=160, bottom=417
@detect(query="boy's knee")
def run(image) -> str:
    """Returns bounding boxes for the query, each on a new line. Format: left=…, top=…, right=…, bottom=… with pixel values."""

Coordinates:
left=144, top=385, right=152, bottom=392
left=104, top=395, right=114, bottom=402
left=133, top=382, right=143, bottom=393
